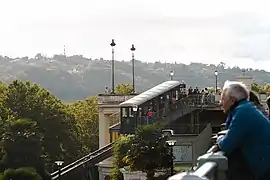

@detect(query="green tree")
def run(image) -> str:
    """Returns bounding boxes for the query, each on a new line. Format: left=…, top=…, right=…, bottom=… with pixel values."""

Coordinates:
left=111, top=135, right=133, bottom=180
left=68, top=96, right=99, bottom=153
left=252, top=83, right=262, bottom=93
left=115, top=84, right=133, bottom=95
left=0, top=80, right=83, bottom=171
left=125, top=124, right=171, bottom=180
left=264, top=84, right=270, bottom=95
left=1, top=167, right=42, bottom=180
left=251, top=82, right=266, bottom=94
left=0, top=119, right=47, bottom=178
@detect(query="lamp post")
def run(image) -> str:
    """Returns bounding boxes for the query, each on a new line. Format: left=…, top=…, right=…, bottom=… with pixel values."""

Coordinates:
left=55, top=160, right=64, bottom=180
left=242, top=69, right=246, bottom=76
left=110, top=39, right=116, bottom=94
left=166, top=140, right=177, bottom=176
left=214, top=70, right=218, bottom=93
left=170, top=70, right=175, bottom=80
left=133, top=106, right=138, bottom=130
left=131, top=44, right=136, bottom=93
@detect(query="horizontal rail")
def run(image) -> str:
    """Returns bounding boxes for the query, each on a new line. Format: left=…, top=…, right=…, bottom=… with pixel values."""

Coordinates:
left=193, top=161, right=217, bottom=178
left=168, top=162, right=217, bottom=180
left=109, top=122, right=120, bottom=129
left=168, top=130, right=228, bottom=180
left=217, top=130, right=228, bottom=136
left=50, top=142, right=114, bottom=179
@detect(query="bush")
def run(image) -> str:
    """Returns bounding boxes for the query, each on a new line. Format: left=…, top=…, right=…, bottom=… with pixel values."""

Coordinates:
left=125, top=124, right=171, bottom=179
left=110, top=135, right=133, bottom=180
left=154, top=174, right=170, bottom=180
left=1, top=167, right=42, bottom=180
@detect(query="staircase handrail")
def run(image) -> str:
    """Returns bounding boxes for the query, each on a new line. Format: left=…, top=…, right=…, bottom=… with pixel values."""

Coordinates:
left=50, top=142, right=114, bottom=177
left=109, top=112, right=120, bottom=126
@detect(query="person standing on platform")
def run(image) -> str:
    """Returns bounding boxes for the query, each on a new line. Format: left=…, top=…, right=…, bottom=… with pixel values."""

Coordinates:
left=249, top=91, right=268, bottom=117
left=147, top=108, right=153, bottom=124
left=212, top=80, right=270, bottom=180
left=266, top=96, right=270, bottom=119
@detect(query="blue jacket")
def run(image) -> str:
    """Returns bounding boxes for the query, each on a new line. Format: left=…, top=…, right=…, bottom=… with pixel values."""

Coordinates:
left=218, top=100, right=270, bottom=178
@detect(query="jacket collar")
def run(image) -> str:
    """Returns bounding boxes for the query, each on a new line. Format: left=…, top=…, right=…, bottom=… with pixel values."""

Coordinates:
left=226, top=98, right=247, bottom=115
left=225, top=99, right=247, bottom=129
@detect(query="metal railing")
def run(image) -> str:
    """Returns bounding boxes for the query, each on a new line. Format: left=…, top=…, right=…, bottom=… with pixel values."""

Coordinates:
left=168, top=161, right=218, bottom=180
left=156, top=94, right=218, bottom=124
left=119, top=94, right=220, bottom=132
left=109, top=112, right=120, bottom=126
left=97, top=94, right=136, bottom=104
left=187, top=94, right=218, bottom=107
left=50, top=143, right=114, bottom=180
left=168, top=149, right=227, bottom=180
left=116, top=94, right=220, bottom=135
left=168, top=129, right=228, bottom=180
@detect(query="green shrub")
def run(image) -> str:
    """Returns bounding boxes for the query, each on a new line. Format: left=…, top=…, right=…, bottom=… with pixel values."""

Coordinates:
left=110, top=135, right=133, bottom=180
left=125, top=124, right=171, bottom=179
left=154, top=174, right=170, bottom=180
left=1, top=167, right=42, bottom=180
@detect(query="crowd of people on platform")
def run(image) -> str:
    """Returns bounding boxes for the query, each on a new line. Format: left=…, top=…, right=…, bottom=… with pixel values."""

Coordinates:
left=211, top=80, right=270, bottom=180
left=188, top=86, right=221, bottom=95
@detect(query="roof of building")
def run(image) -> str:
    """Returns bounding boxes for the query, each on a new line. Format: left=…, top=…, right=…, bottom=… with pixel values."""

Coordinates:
left=119, top=80, right=182, bottom=107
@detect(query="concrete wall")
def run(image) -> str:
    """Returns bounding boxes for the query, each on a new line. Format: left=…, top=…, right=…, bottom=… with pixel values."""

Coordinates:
left=98, top=106, right=120, bottom=148
left=170, top=135, right=196, bottom=163
left=98, top=94, right=135, bottom=148
left=192, top=124, right=212, bottom=165
left=169, top=124, right=212, bottom=165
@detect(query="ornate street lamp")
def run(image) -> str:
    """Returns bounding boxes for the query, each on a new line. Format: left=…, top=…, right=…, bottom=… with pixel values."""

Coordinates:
left=55, top=160, right=64, bottom=180
left=170, top=70, right=175, bottom=80
left=166, top=140, right=177, bottom=176
left=131, top=44, right=136, bottom=93
left=133, top=105, right=138, bottom=127
left=110, top=39, right=116, bottom=94
left=214, top=70, right=218, bottom=93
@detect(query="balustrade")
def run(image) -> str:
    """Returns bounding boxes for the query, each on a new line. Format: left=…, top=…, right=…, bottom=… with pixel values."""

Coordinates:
left=168, top=127, right=228, bottom=180
left=133, top=94, right=219, bottom=128
left=97, top=94, right=136, bottom=104
left=168, top=147, right=228, bottom=180
left=109, top=112, right=120, bottom=126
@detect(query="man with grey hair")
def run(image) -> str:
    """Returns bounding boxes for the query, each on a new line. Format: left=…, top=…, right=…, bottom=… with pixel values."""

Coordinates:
left=212, top=80, right=270, bottom=180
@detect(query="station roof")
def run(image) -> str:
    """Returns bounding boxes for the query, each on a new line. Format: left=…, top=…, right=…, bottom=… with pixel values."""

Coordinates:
left=119, top=81, right=182, bottom=107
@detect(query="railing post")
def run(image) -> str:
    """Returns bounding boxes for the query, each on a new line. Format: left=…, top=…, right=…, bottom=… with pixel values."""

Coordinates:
left=197, top=151, right=228, bottom=180
left=168, top=151, right=227, bottom=180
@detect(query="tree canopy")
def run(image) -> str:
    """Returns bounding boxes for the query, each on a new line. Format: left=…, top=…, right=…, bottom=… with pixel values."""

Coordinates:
left=0, top=119, right=45, bottom=177
left=251, top=82, right=270, bottom=94
left=126, top=124, right=171, bottom=179
left=67, top=96, right=99, bottom=152
left=115, top=83, right=133, bottom=95
left=0, top=80, right=99, bottom=178
left=1, top=81, right=83, bottom=169
left=111, top=124, right=171, bottom=180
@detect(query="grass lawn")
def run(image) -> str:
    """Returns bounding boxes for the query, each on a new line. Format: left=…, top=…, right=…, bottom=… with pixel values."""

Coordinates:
left=174, top=163, right=192, bottom=172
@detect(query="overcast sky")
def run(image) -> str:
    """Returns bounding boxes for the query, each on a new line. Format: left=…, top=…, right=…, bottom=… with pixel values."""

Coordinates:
left=1, top=0, right=270, bottom=70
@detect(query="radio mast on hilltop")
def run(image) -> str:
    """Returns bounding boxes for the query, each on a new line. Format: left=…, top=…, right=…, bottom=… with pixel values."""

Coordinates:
left=64, top=45, right=66, bottom=56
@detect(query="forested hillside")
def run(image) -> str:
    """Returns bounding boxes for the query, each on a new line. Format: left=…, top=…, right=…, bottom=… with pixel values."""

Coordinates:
left=1, top=54, right=270, bottom=101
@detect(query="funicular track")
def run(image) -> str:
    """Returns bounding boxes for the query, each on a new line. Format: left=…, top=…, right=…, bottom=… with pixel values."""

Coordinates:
left=50, top=143, right=114, bottom=180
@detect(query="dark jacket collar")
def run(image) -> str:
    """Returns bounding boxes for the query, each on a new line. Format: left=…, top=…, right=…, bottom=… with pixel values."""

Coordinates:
left=225, top=99, right=247, bottom=129
left=226, top=98, right=247, bottom=115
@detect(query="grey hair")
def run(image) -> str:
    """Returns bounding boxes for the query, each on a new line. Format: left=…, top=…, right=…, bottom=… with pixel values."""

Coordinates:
left=222, top=80, right=249, bottom=101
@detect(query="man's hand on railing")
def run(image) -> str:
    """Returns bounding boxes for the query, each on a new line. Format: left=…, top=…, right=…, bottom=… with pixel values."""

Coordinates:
left=207, top=144, right=221, bottom=153
left=212, top=144, right=221, bottom=153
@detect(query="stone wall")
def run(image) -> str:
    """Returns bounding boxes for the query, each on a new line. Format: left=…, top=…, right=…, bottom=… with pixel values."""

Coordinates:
left=120, top=168, right=165, bottom=180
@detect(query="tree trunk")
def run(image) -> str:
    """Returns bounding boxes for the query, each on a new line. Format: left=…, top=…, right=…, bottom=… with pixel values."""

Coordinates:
left=146, top=170, right=155, bottom=180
